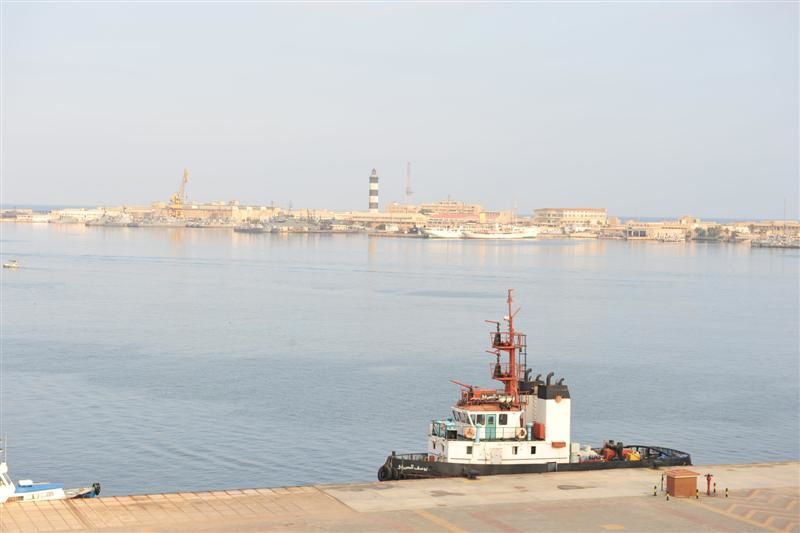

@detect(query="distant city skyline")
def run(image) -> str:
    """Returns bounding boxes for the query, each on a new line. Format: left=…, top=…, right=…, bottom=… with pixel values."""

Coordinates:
left=1, top=3, right=797, bottom=219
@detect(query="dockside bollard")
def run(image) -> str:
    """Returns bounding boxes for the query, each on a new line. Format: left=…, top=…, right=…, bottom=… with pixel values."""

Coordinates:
left=725, top=488, right=729, bottom=498
left=713, top=482, right=717, bottom=495
left=696, top=489, right=699, bottom=499
left=666, top=494, right=669, bottom=501
left=653, top=485, right=657, bottom=496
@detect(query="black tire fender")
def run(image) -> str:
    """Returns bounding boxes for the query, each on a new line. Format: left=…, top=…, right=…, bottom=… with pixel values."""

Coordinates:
left=377, top=465, right=391, bottom=482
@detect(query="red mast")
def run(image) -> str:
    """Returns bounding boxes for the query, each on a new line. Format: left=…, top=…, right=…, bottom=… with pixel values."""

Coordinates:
left=454, top=289, right=526, bottom=409
left=507, top=289, right=518, bottom=401
left=485, top=289, right=521, bottom=406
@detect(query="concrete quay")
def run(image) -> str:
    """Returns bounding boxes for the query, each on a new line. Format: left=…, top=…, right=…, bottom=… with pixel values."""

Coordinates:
left=1, top=461, right=797, bottom=532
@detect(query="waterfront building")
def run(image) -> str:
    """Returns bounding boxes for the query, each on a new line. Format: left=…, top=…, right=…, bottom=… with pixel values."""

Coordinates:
left=748, top=220, right=800, bottom=236
left=623, top=221, right=687, bottom=241
left=533, top=208, right=608, bottom=227
left=336, top=210, right=427, bottom=228
left=1, top=209, right=34, bottom=221
left=679, top=216, right=701, bottom=227
left=420, top=200, right=482, bottom=217
left=386, top=202, right=420, bottom=214
left=50, top=208, right=108, bottom=223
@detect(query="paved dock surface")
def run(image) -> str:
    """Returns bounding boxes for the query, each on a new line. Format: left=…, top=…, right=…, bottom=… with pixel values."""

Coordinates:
left=1, top=462, right=797, bottom=532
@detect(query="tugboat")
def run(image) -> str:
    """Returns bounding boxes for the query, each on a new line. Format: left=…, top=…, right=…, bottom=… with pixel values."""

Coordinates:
left=377, top=290, right=691, bottom=481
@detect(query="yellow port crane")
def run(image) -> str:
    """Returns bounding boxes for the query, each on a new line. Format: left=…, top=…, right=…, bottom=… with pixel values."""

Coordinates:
left=169, top=169, right=189, bottom=217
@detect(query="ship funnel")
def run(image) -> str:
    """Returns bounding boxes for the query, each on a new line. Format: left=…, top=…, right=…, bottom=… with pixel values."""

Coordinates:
left=546, top=372, right=554, bottom=385
left=557, top=378, right=565, bottom=385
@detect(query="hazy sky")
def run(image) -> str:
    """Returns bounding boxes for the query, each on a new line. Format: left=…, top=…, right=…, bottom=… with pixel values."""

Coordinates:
left=2, top=2, right=797, bottom=218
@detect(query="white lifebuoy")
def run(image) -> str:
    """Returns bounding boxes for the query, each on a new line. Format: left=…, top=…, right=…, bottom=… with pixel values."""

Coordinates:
left=464, top=427, right=476, bottom=439
left=516, top=427, right=527, bottom=439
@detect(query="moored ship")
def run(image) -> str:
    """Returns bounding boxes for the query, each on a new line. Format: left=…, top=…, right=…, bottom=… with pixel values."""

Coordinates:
left=423, top=227, right=465, bottom=239
left=0, top=443, right=100, bottom=504
left=378, top=290, right=690, bottom=481
left=233, top=223, right=271, bottom=234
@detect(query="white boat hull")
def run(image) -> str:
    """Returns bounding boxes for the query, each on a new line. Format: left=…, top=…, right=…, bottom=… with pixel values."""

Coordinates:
left=463, top=228, right=539, bottom=239
left=424, top=228, right=465, bottom=239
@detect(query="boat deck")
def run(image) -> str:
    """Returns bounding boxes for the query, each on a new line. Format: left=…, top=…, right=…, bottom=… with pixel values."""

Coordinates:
left=0, top=461, right=797, bottom=532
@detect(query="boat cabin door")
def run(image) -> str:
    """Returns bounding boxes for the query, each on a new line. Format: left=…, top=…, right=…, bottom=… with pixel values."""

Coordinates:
left=486, top=415, right=497, bottom=439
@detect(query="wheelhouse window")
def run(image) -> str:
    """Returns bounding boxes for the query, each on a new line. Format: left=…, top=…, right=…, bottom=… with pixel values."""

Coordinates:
left=476, top=414, right=485, bottom=425
left=499, top=414, right=508, bottom=425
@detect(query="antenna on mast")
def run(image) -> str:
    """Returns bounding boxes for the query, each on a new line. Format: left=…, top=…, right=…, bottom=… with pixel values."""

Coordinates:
left=404, top=162, right=413, bottom=204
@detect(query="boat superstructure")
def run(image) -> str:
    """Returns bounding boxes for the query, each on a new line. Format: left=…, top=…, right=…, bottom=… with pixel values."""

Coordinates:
left=378, top=290, right=690, bottom=481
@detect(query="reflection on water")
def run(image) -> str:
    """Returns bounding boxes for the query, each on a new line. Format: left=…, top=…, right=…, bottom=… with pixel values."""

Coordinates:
left=1, top=225, right=798, bottom=495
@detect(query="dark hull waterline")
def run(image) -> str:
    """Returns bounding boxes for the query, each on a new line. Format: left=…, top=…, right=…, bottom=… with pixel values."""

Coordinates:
left=378, top=445, right=691, bottom=481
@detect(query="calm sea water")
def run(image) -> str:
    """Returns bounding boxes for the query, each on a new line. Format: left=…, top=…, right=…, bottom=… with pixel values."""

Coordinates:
left=1, top=224, right=798, bottom=495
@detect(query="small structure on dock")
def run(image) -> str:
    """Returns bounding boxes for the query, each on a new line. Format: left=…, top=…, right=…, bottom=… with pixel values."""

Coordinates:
left=666, top=469, right=700, bottom=498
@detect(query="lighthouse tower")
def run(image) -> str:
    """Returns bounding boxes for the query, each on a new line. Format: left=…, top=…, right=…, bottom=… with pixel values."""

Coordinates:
left=368, top=169, right=379, bottom=213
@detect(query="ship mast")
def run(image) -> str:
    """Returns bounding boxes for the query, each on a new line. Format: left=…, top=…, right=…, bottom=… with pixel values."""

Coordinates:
left=454, top=289, right=526, bottom=408
left=504, top=289, right=519, bottom=402
left=485, top=288, right=522, bottom=406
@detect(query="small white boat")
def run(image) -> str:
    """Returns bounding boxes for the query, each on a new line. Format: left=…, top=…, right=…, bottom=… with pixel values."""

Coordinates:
left=0, top=444, right=100, bottom=504
left=463, top=226, right=540, bottom=240
left=424, top=227, right=465, bottom=239
left=2, top=260, right=19, bottom=269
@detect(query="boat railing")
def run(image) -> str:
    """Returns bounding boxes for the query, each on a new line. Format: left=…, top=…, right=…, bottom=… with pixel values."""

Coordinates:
left=390, top=453, right=429, bottom=462
left=476, top=426, right=528, bottom=440
left=431, top=421, right=526, bottom=441
left=489, top=362, right=516, bottom=380
left=489, top=332, right=527, bottom=349
left=456, top=388, right=512, bottom=405
left=430, top=420, right=455, bottom=438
